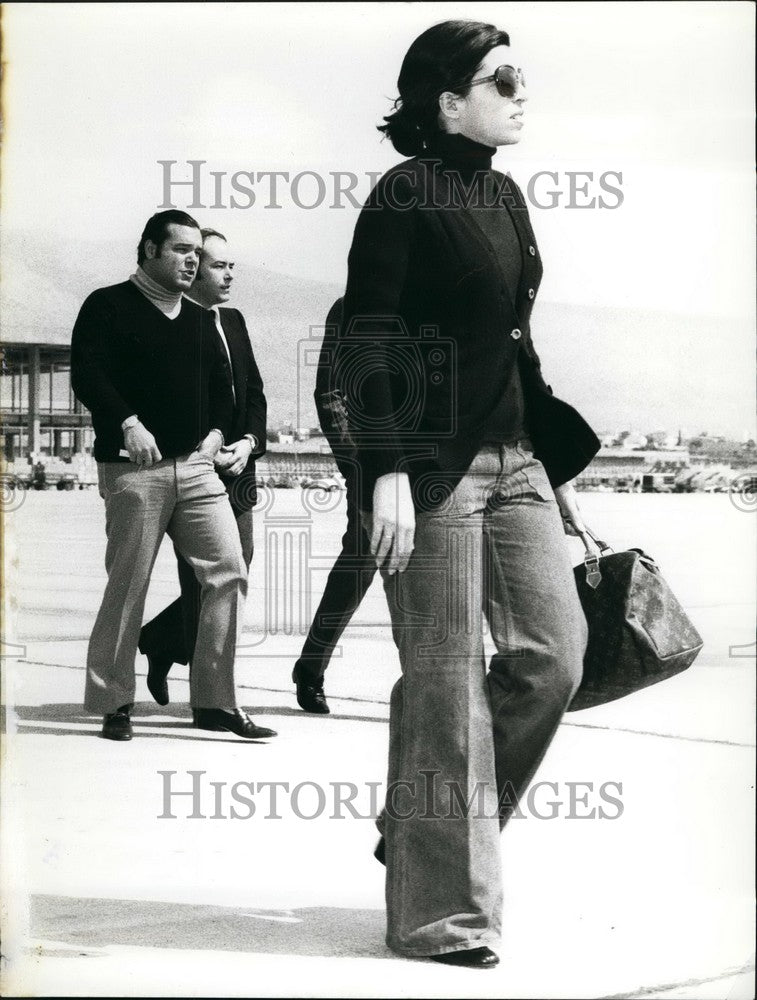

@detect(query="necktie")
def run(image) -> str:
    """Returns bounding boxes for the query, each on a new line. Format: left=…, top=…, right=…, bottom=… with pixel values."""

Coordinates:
left=212, top=307, right=236, bottom=404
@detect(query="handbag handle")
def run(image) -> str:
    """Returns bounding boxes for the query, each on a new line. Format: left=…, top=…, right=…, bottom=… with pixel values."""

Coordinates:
left=578, top=526, right=611, bottom=590
left=582, top=526, right=612, bottom=553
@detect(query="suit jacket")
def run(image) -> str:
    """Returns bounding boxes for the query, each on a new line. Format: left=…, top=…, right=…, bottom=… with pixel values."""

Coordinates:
left=216, top=307, right=267, bottom=512
left=336, top=136, right=600, bottom=511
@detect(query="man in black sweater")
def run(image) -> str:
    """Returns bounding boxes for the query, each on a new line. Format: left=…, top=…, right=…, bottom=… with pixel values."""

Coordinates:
left=71, top=210, right=276, bottom=742
left=138, top=228, right=267, bottom=704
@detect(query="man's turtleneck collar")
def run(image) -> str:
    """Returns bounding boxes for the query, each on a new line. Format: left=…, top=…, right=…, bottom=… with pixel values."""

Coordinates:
left=130, top=265, right=183, bottom=318
left=423, top=131, right=496, bottom=172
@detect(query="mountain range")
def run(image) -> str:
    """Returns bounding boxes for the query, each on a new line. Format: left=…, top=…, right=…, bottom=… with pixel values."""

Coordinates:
left=1, top=230, right=753, bottom=437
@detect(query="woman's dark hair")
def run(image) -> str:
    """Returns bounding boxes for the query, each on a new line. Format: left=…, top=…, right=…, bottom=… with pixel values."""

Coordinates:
left=378, top=19, right=510, bottom=156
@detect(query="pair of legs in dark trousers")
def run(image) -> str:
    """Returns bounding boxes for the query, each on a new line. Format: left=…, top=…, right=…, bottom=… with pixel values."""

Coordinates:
left=293, top=479, right=377, bottom=685
left=139, top=481, right=253, bottom=679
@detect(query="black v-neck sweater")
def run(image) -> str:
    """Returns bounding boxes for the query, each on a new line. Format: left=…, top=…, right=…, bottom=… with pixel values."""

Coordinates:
left=71, top=281, right=234, bottom=462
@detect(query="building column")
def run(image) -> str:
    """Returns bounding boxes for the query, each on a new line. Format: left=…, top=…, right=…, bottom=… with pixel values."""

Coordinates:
left=27, top=346, right=41, bottom=456
left=3, top=433, right=16, bottom=463
left=73, top=397, right=84, bottom=454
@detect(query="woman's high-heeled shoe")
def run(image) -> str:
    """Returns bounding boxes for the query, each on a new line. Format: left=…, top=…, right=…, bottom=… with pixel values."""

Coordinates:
left=430, top=946, right=499, bottom=969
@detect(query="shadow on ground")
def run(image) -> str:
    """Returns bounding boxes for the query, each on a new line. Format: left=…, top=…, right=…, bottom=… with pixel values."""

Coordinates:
left=5, top=703, right=271, bottom=741
left=32, top=894, right=392, bottom=959
left=6, top=700, right=388, bottom=734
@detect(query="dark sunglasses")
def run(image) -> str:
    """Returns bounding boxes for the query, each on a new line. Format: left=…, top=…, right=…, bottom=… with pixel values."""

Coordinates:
left=466, top=64, right=526, bottom=99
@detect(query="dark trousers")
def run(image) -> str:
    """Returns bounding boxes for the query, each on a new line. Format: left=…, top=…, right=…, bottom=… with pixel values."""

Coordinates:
left=139, top=502, right=254, bottom=668
left=293, top=483, right=377, bottom=683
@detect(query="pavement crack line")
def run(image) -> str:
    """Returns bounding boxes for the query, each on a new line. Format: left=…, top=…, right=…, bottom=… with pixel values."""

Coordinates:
left=600, top=959, right=755, bottom=999
left=9, top=659, right=757, bottom=749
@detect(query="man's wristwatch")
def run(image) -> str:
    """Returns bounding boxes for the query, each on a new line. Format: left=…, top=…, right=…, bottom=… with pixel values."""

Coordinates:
left=121, top=415, right=140, bottom=432
left=243, top=433, right=258, bottom=451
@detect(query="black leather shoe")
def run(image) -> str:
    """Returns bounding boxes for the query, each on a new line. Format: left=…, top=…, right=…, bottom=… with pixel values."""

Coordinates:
left=192, top=708, right=277, bottom=740
left=102, top=705, right=133, bottom=741
left=430, top=946, right=499, bottom=969
left=292, top=666, right=330, bottom=714
left=146, top=654, right=172, bottom=706
left=374, top=836, right=386, bottom=866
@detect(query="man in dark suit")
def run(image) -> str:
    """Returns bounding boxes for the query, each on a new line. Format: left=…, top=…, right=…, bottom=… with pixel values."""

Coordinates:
left=291, top=298, right=378, bottom=714
left=139, top=228, right=267, bottom=704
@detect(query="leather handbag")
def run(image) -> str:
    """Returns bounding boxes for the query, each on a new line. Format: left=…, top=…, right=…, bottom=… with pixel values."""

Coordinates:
left=568, top=529, right=704, bottom=711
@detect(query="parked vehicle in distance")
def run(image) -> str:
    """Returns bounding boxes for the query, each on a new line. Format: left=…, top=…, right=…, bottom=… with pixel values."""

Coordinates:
left=300, top=476, right=342, bottom=492
left=642, top=473, right=675, bottom=493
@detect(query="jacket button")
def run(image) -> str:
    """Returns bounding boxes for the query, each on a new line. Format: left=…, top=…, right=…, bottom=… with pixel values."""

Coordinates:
left=528, top=245, right=536, bottom=256
left=510, top=328, right=522, bottom=340
left=528, top=288, right=535, bottom=299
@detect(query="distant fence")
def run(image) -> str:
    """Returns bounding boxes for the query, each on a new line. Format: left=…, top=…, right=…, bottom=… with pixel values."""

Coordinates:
left=3, top=448, right=754, bottom=496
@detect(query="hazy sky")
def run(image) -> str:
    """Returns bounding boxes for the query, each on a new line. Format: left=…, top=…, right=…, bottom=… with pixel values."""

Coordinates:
left=2, top=2, right=755, bottom=436
left=3, top=2, right=754, bottom=313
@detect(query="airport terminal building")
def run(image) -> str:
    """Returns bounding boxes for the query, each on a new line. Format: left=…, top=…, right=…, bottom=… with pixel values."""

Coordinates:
left=1, top=340, right=92, bottom=463
left=0, top=338, right=741, bottom=495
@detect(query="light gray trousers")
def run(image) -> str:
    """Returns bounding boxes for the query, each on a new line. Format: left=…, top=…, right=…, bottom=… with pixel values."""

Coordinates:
left=367, top=441, right=587, bottom=957
left=85, top=451, right=247, bottom=714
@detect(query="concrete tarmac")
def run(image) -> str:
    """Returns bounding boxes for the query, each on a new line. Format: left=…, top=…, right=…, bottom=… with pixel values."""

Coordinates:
left=1, top=490, right=754, bottom=998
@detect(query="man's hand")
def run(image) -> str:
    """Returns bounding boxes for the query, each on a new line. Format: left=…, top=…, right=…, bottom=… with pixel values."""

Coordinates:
left=124, top=421, right=162, bottom=467
left=214, top=438, right=253, bottom=477
left=197, top=429, right=225, bottom=461
left=371, top=472, right=415, bottom=575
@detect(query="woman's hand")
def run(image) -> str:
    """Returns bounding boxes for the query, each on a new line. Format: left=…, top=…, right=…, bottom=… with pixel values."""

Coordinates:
left=371, top=472, right=415, bottom=575
left=553, top=481, right=588, bottom=538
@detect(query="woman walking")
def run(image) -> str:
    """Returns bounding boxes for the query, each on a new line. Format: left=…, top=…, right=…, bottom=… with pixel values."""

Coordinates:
left=336, top=20, right=600, bottom=967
